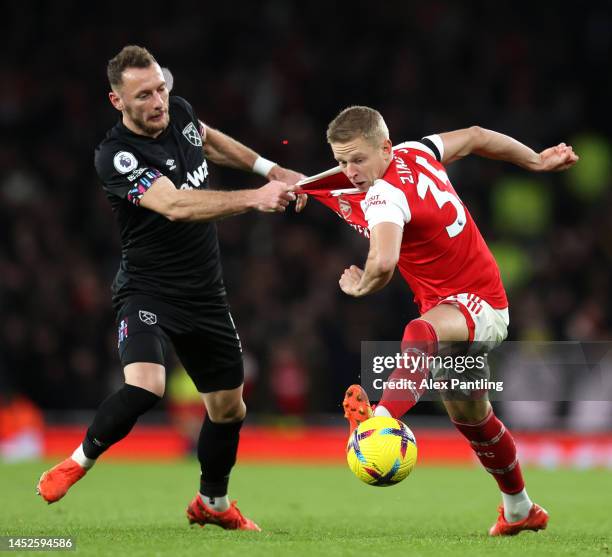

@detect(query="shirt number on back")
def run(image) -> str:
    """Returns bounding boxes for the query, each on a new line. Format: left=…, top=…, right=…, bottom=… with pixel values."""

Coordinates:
left=415, top=155, right=466, bottom=238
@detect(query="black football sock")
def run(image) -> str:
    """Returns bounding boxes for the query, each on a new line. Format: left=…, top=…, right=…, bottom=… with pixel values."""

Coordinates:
left=82, top=384, right=161, bottom=459
left=198, top=415, right=243, bottom=499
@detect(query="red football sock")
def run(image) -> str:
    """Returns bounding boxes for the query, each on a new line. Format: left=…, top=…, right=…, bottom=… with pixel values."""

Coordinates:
left=378, top=319, right=438, bottom=418
left=452, top=409, right=525, bottom=494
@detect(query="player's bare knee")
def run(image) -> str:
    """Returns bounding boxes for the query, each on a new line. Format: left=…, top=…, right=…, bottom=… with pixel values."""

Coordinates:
left=208, top=399, right=246, bottom=423
left=124, top=363, right=165, bottom=397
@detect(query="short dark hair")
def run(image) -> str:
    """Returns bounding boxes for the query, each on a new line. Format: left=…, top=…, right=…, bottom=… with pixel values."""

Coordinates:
left=327, top=105, right=389, bottom=145
left=107, top=45, right=158, bottom=88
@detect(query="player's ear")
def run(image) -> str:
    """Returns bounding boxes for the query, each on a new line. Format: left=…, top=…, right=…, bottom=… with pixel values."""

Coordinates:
left=109, top=90, right=124, bottom=112
left=382, top=138, right=393, bottom=157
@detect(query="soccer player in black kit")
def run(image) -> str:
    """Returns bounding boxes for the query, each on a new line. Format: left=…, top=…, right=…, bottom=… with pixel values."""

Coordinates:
left=37, top=46, right=303, bottom=531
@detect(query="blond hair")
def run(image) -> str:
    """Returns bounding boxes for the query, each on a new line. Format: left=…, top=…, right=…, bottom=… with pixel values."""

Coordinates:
left=107, top=45, right=158, bottom=88
left=326, top=106, right=389, bottom=145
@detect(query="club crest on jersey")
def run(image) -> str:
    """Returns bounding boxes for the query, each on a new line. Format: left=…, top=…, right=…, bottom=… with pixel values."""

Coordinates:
left=182, top=122, right=202, bottom=147
left=338, top=197, right=352, bottom=219
left=114, top=151, right=138, bottom=174
left=139, top=310, right=157, bottom=326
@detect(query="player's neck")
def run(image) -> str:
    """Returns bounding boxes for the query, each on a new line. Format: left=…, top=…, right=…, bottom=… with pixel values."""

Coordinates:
left=122, top=115, right=164, bottom=139
left=379, top=157, right=394, bottom=179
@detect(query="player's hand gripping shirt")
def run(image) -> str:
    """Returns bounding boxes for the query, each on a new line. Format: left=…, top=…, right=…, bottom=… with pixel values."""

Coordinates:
left=95, top=96, right=224, bottom=309
left=299, top=136, right=508, bottom=314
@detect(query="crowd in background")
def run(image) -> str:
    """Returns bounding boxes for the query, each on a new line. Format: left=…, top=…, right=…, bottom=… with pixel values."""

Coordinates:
left=1, top=2, right=611, bottom=426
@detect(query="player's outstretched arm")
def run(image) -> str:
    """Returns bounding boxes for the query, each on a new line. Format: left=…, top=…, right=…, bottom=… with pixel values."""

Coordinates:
left=139, top=176, right=297, bottom=222
left=438, top=126, right=579, bottom=171
left=204, top=126, right=305, bottom=184
left=339, top=222, right=402, bottom=297
left=203, top=125, right=307, bottom=211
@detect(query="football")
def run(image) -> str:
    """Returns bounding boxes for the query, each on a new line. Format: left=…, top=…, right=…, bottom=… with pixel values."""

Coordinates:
left=346, top=416, right=417, bottom=486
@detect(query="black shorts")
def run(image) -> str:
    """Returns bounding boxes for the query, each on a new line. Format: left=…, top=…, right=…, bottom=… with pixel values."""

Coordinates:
left=116, top=295, right=243, bottom=393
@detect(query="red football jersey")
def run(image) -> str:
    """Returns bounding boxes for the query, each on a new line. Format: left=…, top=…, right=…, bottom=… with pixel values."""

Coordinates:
left=299, top=136, right=508, bottom=314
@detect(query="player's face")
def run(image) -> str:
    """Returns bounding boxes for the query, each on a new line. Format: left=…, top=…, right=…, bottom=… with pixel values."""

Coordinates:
left=110, top=64, right=170, bottom=138
left=331, top=136, right=393, bottom=191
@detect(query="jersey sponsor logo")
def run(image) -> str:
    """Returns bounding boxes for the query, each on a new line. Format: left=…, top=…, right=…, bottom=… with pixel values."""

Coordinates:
left=139, top=310, right=157, bottom=325
left=338, top=197, right=352, bottom=218
left=182, top=122, right=203, bottom=147
left=179, top=160, right=209, bottom=190
left=364, top=194, right=386, bottom=209
left=166, top=159, right=176, bottom=170
left=114, top=151, right=138, bottom=174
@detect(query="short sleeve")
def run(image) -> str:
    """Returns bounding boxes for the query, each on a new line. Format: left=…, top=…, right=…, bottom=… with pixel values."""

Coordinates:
left=95, top=145, right=163, bottom=206
left=198, top=119, right=207, bottom=142
left=395, top=134, right=444, bottom=162
left=362, top=179, right=411, bottom=230
left=171, top=96, right=198, bottom=122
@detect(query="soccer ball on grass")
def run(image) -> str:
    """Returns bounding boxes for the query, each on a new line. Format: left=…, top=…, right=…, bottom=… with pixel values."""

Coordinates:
left=346, top=416, right=417, bottom=486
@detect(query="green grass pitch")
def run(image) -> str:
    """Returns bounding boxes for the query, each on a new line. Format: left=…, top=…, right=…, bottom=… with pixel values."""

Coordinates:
left=1, top=460, right=610, bottom=556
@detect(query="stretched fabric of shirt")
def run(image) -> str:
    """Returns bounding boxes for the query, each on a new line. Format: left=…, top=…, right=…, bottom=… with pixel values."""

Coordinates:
left=297, top=142, right=508, bottom=315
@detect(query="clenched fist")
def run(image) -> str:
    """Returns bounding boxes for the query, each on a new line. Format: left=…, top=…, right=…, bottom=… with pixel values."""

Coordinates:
left=529, top=143, right=579, bottom=172
left=267, top=165, right=308, bottom=212
left=253, top=180, right=298, bottom=212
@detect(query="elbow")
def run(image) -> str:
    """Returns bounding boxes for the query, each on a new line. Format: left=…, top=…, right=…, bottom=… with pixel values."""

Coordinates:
left=469, top=126, right=484, bottom=145
left=469, top=125, right=485, bottom=148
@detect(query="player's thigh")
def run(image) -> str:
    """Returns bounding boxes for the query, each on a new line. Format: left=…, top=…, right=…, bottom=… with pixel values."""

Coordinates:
left=442, top=398, right=491, bottom=424
left=420, top=303, right=470, bottom=342
left=171, top=311, right=245, bottom=421
left=117, top=314, right=168, bottom=397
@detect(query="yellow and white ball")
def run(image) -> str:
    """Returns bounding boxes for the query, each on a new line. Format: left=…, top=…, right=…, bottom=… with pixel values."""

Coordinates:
left=346, top=416, right=417, bottom=486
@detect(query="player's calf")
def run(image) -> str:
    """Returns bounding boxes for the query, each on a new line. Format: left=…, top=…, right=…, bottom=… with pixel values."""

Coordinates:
left=377, top=319, right=439, bottom=419
left=37, top=384, right=161, bottom=504
left=451, top=406, right=537, bottom=525
left=82, top=384, right=161, bottom=460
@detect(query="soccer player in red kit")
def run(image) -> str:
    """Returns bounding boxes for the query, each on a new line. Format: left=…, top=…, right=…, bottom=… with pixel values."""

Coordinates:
left=317, top=106, right=578, bottom=536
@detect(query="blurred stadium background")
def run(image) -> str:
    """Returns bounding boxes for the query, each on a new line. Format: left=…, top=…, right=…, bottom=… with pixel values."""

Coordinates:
left=1, top=1, right=611, bottom=469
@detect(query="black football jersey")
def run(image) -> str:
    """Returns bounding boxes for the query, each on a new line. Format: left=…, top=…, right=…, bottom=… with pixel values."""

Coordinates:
left=94, top=96, right=224, bottom=310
